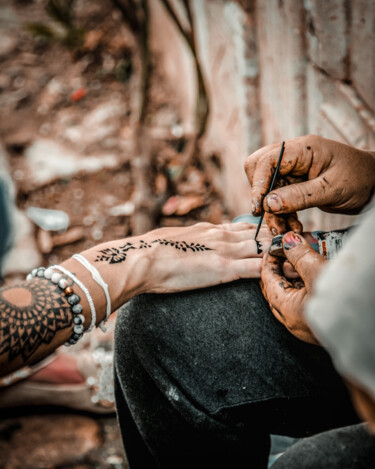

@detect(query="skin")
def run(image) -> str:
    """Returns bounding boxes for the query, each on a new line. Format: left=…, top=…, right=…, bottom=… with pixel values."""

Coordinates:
left=244, top=135, right=375, bottom=235
left=246, top=135, right=375, bottom=431
left=0, top=222, right=272, bottom=378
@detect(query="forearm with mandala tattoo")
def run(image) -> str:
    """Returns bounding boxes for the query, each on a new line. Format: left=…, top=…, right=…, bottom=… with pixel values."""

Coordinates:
left=0, top=222, right=272, bottom=377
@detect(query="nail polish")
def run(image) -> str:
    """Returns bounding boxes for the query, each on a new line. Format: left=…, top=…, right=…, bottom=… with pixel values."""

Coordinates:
left=269, top=228, right=352, bottom=259
left=283, top=232, right=302, bottom=250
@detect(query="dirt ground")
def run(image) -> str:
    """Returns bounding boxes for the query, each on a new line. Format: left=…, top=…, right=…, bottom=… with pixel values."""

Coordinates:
left=0, top=0, right=228, bottom=467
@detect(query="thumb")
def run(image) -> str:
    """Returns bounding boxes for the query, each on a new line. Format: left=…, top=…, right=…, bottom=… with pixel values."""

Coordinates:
left=282, top=232, right=326, bottom=291
left=265, top=176, right=332, bottom=214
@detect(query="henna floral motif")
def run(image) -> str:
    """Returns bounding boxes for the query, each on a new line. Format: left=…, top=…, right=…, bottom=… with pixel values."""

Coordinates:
left=0, top=280, right=72, bottom=362
left=95, top=239, right=212, bottom=264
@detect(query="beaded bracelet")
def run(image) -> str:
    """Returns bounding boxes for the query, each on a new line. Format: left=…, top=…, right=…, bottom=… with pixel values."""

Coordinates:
left=50, top=265, right=97, bottom=333
left=72, top=253, right=111, bottom=332
left=26, top=267, right=86, bottom=346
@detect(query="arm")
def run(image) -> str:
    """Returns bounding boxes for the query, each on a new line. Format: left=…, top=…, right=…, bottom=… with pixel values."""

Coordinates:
left=0, top=222, right=272, bottom=377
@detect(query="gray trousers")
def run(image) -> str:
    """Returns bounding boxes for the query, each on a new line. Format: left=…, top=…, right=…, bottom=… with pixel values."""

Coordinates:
left=114, top=279, right=375, bottom=468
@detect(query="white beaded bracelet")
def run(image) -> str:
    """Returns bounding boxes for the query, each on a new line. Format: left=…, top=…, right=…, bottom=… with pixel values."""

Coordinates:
left=51, top=265, right=97, bottom=333
left=72, top=253, right=111, bottom=332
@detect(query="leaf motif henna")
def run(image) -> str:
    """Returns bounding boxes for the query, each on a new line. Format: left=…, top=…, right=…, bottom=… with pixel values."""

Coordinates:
left=95, top=239, right=212, bottom=264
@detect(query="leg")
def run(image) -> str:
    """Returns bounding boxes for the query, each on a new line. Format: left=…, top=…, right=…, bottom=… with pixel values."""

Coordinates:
left=114, top=279, right=359, bottom=468
left=272, top=423, right=375, bottom=469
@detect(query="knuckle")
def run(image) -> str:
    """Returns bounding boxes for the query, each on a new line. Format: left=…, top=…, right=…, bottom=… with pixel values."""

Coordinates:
left=244, top=158, right=255, bottom=180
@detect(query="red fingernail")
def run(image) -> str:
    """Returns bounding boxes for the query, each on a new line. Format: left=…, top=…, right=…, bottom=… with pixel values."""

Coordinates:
left=266, top=194, right=282, bottom=212
left=283, top=232, right=302, bottom=250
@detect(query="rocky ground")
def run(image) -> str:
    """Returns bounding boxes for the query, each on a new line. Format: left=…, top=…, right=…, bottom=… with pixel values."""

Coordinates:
left=0, top=1, right=228, bottom=467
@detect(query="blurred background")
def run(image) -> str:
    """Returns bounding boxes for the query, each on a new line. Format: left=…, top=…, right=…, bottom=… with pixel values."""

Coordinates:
left=0, top=0, right=374, bottom=467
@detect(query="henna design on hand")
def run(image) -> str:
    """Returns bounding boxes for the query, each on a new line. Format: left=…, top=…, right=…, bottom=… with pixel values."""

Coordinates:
left=95, top=239, right=212, bottom=264
left=0, top=280, right=72, bottom=362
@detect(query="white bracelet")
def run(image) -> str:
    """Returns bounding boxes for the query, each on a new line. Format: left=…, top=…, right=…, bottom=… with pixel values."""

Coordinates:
left=51, top=265, right=97, bottom=333
left=72, top=253, right=111, bottom=332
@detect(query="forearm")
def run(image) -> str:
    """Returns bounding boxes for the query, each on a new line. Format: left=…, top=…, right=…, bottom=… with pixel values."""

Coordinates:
left=0, top=235, right=147, bottom=377
left=0, top=222, right=269, bottom=377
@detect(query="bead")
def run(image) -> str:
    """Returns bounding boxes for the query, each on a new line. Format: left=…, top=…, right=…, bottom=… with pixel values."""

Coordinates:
left=64, top=286, right=74, bottom=296
left=44, top=268, right=53, bottom=279
left=86, top=376, right=96, bottom=386
left=68, top=294, right=80, bottom=305
left=31, top=268, right=38, bottom=277
left=73, top=315, right=83, bottom=324
left=74, top=324, right=84, bottom=334
left=72, top=304, right=83, bottom=314
left=58, top=278, right=68, bottom=290
left=51, top=272, right=62, bottom=284
left=77, top=314, right=85, bottom=324
left=26, top=274, right=33, bottom=281
left=37, top=268, right=45, bottom=277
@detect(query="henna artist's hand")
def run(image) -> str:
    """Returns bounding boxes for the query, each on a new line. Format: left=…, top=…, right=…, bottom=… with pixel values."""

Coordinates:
left=139, top=222, right=273, bottom=294
left=244, top=135, right=375, bottom=235
left=260, top=231, right=326, bottom=344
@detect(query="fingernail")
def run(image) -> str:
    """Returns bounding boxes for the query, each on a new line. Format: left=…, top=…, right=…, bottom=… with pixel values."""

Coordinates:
left=283, top=232, right=302, bottom=250
left=251, top=202, right=256, bottom=215
left=266, top=194, right=282, bottom=212
left=251, top=199, right=260, bottom=215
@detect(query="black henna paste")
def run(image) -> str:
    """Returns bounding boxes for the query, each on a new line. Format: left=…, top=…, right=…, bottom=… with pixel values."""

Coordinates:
left=0, top=280, right=72, bottom=362
left=95, top=239, right=213, bottom=265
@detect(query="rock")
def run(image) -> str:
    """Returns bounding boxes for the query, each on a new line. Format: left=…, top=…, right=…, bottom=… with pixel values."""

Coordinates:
left=162, top=195, right=206, bottom=216
left=63, top=102, right=124, bottom=146
left=52, top=226, right=85, bottom=247
left=27, top=206, right=70, bottom=231
left=2, top=210, right=42, bottom=276
left=109, top=201, right=135, bottom=217
left=37, top=228, right=53, bottom=254
left=0, top=33, right=17, bottom=58
left=0, top=73, right=11, bottom=91
left=37, top=77, right=66, bottom=114
left=24, top=139, right=119, bottom=189
left=83, top=29, right=104, bottom=51
left=0, top=415, right=102, bottom=469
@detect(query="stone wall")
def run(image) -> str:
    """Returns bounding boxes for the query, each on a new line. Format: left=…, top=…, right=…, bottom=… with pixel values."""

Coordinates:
left=151, top=0, right=375, bottom=229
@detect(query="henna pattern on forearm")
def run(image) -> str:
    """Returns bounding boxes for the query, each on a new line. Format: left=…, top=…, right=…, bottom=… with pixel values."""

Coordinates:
left=95, top=239, right=212, bottom=264
left=0, top=279, right=73, bottom=362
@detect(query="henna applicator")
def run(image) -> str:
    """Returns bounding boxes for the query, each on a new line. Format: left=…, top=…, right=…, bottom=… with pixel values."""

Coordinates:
left=254, top=141, right=285, bottom=249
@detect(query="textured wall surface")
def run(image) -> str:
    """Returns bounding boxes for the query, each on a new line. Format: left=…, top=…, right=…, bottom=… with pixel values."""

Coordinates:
left=151, top=0, right=375, bottom=227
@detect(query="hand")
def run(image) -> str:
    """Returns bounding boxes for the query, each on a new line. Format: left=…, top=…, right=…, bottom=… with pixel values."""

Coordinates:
left=245, top=135, right=375, bottom=235
left=139, top=222, right=273, bottom=294
left=260, top=231, right=326, bottom=344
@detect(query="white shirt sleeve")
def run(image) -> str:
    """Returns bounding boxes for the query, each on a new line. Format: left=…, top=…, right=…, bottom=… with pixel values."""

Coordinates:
left=304, top=197, right=375, bottom=399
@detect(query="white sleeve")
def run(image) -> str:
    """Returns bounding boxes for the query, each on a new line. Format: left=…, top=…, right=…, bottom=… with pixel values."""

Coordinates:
left=304, top=198, right=375, bottom=399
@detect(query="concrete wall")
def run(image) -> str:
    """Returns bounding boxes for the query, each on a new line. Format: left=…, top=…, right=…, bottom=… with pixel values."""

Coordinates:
left=151, top=0, right=375, bottom=229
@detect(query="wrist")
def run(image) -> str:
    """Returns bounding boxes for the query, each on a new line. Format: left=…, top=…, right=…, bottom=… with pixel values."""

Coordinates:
left=80, top=236, right=153, bottom=310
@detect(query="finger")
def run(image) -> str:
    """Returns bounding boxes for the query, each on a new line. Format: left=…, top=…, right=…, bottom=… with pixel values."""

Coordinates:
left=264, top=176, right=334, bottom=214
left=217, top=225, right=271, bottom=243
left=220, top=222, right=257, bottom=231
left=260, top=252, right=301, bottom=311
left=224, top=238, right=272, bottom=258
left=245, top=143, right=283, bottom=215
left=285, top=212, right=303, bottom=233
left=282, top=232, right=326, bottom=291
left=265, top=212, right=288, bottom=236
left=233, top=258, right=263, bottom=278
left=282, top=261, right=299, bottom=279
left=246, top=138, right=316, bottom=216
